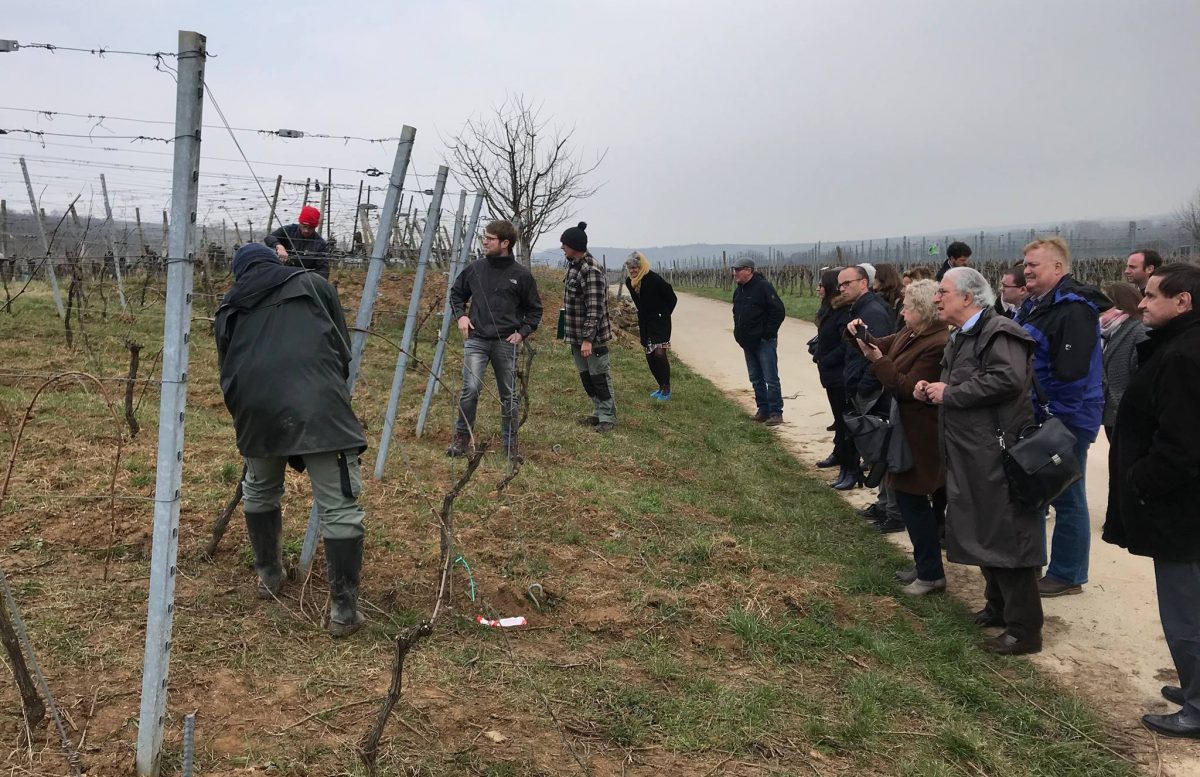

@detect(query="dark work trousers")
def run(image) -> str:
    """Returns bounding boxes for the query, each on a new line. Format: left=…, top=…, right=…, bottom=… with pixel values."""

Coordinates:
left=894, top=489, right=944, bottom=581
left=824, top=386, right=856, bottom=466
left=981, top=566, right=1043, bottom=643
left=1154, top=559, right=1200, bottom=715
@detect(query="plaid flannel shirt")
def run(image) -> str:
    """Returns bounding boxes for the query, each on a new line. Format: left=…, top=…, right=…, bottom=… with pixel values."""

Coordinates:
left=562, top=253, right=611, bottom=345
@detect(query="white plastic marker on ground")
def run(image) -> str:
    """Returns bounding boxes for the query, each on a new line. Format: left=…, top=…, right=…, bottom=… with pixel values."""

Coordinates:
left=667, top=290, right=1198, bottom=776
left=477, top=616, right=527, bottom=628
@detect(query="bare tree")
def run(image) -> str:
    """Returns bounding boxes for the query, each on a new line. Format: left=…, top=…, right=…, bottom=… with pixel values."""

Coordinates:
left=1175, top=188, right=1200, bottom=246
left=446, top=94, right=605, bottom=265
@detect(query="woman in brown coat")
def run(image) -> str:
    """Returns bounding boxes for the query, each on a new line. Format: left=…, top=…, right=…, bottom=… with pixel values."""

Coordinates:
left=850, top=279, right=950, bottom=595
left=917, top=267, right=1043, bottom=656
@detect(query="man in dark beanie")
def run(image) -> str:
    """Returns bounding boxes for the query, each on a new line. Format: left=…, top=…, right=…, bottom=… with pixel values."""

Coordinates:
left=265, top=205, right=331, bottom=278
left=214, top=243, right=368, bottom=638
left=560, top=222, right=616, bottom=431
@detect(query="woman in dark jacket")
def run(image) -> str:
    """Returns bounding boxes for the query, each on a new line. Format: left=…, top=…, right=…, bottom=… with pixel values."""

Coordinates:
left=919, top=267, right=1043, bottom=655
left=624, top=252, right=678, bottom=399
left=814, top=269, right=854, bottom=473
left=873, top=263, right=905, bottom=322
left=850, top=280, right=949, bottom=594
left=1099, top=281, right=1148, bottom=440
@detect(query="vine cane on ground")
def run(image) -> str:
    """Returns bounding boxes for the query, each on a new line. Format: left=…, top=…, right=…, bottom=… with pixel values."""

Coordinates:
left=0, top=372, right=126, bottom=583
left=358, top=444, right=487, bottom=774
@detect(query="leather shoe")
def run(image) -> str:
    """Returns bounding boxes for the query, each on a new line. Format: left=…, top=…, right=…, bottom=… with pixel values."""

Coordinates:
left=873, top=516, right=905, bottom=534
left=1038, top=576, right=1083, bottom=597
left=1143, top=710, right=1200, bottom=739
left=826, top=422, right=837, bottom=431
left=982, top=632, right=1041, bottom=655
left=859, top=503, right=884, bottom=520
left=1163, top=686, right=1186, bottom=706
left=816, top=453, right=839, bottom=468
left=973, top=609, right=1006, bottom=628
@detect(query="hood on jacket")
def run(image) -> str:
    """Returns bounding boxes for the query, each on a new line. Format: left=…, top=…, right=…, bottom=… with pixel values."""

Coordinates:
left=222, top=243, right=308, bottom=309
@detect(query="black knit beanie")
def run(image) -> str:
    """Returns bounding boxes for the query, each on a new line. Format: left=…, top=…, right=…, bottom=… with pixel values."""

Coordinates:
left=560, top=221, right=588, bottom=252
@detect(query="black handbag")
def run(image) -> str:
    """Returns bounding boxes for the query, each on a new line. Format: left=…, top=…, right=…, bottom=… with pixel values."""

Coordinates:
left=993, top=376, right=1082, bottom=512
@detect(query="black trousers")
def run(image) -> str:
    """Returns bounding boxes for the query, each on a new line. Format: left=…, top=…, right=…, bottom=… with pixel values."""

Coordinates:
left=981, top=566, right=1043, bottom=643
left=1155, top=559, right=1200, bottom=714
left=824, top=386, right=856, bottom=466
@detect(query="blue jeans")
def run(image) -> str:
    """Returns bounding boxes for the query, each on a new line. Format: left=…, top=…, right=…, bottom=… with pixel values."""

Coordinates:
left=454, top=337, right=520, bottom=446
left=742, top=338, right=783, bottom=417
left=895, top=489, right=944, bottom=581
left=1044, top=429, right=1093, bottom=586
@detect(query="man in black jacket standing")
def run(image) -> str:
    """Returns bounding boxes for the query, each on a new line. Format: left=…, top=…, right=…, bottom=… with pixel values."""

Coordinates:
left=447, top=220, right=543, bottom=461
left=732, top=259, right=786, bottom=425
left=836, top=264, right=898, bottom=492
left=1103, top=263, right=1200, bottom=738
left=264, top=205, right=331, bottom=278
left=215, top=243, right=368, bottom=638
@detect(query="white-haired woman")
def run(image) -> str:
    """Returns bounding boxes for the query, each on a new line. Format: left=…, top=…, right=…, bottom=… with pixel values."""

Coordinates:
left=916, top=267, right=1043, bottom=655
left=849, top=279, right=949, bottom=594
left=624, top=252, right=678, bottom=399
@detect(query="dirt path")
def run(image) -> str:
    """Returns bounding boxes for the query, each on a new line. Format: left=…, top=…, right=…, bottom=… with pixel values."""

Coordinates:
left=667, top=290, right=1199, bottom=775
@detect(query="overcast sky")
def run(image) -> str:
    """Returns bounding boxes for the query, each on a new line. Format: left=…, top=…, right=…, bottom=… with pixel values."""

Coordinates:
left=2, top=0, right=1198, bottom=251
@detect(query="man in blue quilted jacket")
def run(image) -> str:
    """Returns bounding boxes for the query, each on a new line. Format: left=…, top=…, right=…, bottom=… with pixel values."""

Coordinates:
left=1018, top=237, right=1111, bottom=598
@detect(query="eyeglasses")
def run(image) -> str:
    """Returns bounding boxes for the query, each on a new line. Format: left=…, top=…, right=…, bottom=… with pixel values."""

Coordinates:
left=837, top=280, right=860, bottom=289
left=1000, top=284, right=1022, bottom=290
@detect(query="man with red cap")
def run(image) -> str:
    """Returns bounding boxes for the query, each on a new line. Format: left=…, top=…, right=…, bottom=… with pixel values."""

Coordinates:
left=265, top=205, right=331, bottom=278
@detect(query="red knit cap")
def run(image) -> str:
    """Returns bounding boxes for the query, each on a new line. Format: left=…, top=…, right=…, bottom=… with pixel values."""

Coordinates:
left=299, top=206, right=321, bottom=227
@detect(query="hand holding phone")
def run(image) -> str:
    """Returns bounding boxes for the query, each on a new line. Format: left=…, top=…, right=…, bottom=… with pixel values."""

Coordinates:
left=854, top=323, right=869, bottom=342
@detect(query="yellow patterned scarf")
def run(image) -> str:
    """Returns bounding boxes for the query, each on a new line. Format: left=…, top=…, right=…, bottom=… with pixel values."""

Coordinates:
left=626, top=252, right=651, bottom=294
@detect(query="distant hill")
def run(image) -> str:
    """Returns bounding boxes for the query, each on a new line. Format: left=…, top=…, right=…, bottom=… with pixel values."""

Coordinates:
left=532, top=215, right=1185, bottom=268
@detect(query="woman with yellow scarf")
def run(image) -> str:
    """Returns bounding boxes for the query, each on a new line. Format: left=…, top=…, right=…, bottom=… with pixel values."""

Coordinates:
left=623, top=252, right=678, bottom=399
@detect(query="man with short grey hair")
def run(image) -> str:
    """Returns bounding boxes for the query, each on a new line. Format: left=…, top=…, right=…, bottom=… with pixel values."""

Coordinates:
left=732, top=258, right=786, bottom=425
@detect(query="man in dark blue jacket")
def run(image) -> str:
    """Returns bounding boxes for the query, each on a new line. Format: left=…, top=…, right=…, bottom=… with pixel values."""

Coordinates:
left=1103, top=263, right=1200, bottom=738
left=447, top=220, right=543, bottom=461
left=732, top=259, right=786, bottom=425
left=1018, top=237, right=1110, bottom=597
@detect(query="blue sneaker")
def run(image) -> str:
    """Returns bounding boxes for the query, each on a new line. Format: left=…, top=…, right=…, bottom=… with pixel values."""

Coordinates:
left=655, top=390, right=671, bottom=401
left=650, top=390, right=662, bottom=399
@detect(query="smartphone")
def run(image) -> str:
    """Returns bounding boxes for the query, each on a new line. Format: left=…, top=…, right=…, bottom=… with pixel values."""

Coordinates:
left=854, top=323, right=869, bottom=342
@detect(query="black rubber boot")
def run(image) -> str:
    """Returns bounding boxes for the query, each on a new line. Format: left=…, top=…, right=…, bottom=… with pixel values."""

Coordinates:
left=244, top=509, right=284, bottom=599
left=446, top=430, right=471, bottom=458
left=324, top=536, right=365, bottom=638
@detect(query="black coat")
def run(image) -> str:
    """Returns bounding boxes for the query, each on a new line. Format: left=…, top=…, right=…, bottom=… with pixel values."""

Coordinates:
left=214, top=262, right=366, bottom=458
left=1103, top=311, right=1200, bottom=561
left=625, top=271, right=677, bottom=346
left=843, top=291, right=897, bottom=397
left=814, top=303, right=851, bottom=389
left=732, top=273, right=785, bottom=349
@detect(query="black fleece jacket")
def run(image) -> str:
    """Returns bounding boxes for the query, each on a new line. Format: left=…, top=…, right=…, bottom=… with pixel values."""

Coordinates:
left=449, top=254, right=544, bottom=340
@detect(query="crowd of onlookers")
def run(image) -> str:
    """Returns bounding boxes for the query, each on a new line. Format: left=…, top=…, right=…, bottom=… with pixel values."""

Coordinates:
left=797, top=240, right=1200, bottom=738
